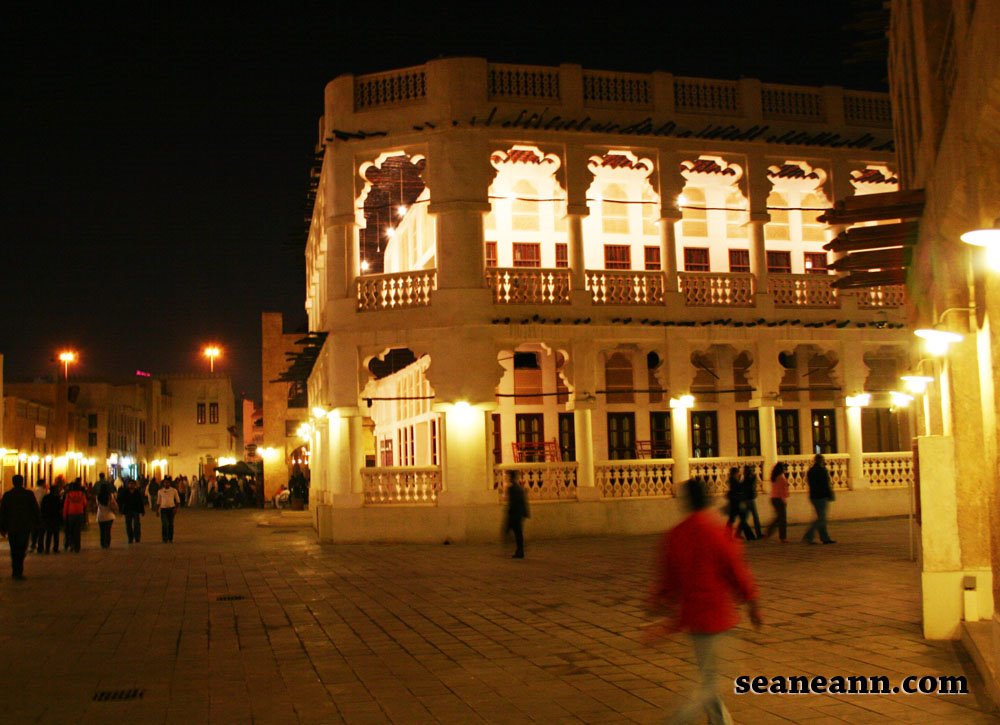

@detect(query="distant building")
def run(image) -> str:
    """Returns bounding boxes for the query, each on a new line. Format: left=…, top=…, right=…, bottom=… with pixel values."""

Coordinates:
left=1, top=372, right=236, bottom=489
left=298, top=58, right=914, bottom=542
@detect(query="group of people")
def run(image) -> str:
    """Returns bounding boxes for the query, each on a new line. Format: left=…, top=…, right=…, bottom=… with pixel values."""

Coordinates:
left=725, top=454, right=836, bottom=545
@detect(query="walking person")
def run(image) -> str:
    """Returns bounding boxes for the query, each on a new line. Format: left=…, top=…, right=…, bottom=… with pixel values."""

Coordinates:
left=157, top=478, right=180, bottom=543
left=30, top=479, right=47, bottom=553
left=742, top=465, right=763, bottom=539
left=62, top=479, right=87, bottom=553
left=803, top=454, right=836, bottom=544
left=117, top=478, right=146, bottom=543
left=724, top=467, right=754, bottom=540
left=504, top=470, right=529, bottom=559
left=0, top=475, right=42, bottom=580
left=95, top=480, right=118, bottom=549
left=763, top=462, right=790, bottom=543
left=647, top=477, right=761, bottom=724
left=41, top=481, right=63, bottom=553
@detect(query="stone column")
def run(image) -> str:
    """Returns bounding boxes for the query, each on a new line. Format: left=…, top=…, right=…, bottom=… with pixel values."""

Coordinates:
left=348, top=412, right=365, bottom=496
left=436, top=403, right=494, bottom=506
left=429, top=201, right=491, bottom=290
left=567, top=203, right=588, bottom=292
left=845, top=404, right=867, bottom=489
left=841, top=336, right=868, bottom=489
left=660, top=212, right=681, bottom=292
left=748, top=212, right=770, bottom=295
left=671, top=405, right=691, bottom=484
left=572, top=402, right=596, bottom=499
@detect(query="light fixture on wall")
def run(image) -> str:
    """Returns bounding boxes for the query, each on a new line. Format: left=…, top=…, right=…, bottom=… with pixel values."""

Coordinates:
left=914, top=327, right=964, bottom=356
left=961, top=217, right=1000, bottom=271
left=900, top=374, right=934, bottom=394
left=889, top=391, right=914, bottom=408
left=845, top=393, right=871, bottom=407
left=669, top=394, right=695, bottom=409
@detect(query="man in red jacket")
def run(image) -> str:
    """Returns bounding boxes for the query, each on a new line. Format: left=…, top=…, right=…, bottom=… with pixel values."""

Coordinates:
left=648, top=477, right=761, bottom=724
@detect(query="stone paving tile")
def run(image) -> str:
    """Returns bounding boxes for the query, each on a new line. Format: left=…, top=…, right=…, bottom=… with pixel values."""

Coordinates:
left=0, top=511, right=996, bottom=723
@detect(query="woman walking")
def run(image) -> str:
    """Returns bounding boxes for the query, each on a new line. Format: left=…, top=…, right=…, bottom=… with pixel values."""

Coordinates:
left=764, top=462, right=790, bottom=543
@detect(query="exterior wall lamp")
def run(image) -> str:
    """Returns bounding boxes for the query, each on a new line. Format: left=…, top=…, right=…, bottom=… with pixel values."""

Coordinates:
left=961, top=217, right=1000, bottom=271
left=889, top=391, right=914, bottom=408
left=900, top=374, right=934, bottom=394
left=914, top=327, right=964, bottom=356
left=845, top=393, right=871, bottom=407
left=669, top=394, right=695, bottom=409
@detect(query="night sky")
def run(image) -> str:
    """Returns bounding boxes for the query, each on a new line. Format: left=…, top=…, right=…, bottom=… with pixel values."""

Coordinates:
left=2, top=4, right=888, bottom=401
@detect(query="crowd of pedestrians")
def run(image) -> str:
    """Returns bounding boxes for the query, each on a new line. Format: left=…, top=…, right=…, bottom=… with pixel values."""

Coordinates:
left=0, top=470, right=266, bottom=579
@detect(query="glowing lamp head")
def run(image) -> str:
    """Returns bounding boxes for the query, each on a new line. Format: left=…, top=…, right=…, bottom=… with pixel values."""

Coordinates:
left=961, top=219, right=1000, bottom=272
left=675, top=193, right=689, bottom=209
left=311, top=406, right=328, bottom=419
left=915, top=328, right=963, bottom=356
left=900, top=375, right=934, bottom=395
left=58, top=351, right=77, bottom=364
left=360, top=259, right=370, bottom=272
left=889, top=391, right=914, bottom=408
left=669, top=394, right=695, bottom=409
left=845, top=393, right=871, bottom=407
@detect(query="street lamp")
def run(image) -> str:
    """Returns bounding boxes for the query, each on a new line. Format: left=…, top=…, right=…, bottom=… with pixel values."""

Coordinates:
left=203, top=345, right=221, bottom=373
left=58, top=350, right=77, bottom=380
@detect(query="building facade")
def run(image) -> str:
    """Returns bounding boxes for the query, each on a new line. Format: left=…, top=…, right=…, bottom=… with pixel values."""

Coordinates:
left=301, top=58, right=916, bottom=543
left=889, top=0, right=1000, bottom=666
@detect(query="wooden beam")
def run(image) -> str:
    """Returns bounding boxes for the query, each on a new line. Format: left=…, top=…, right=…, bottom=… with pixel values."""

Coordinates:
left=828, top=247, right=910, bottom=271
left=832, top=269, right=907, bottom=288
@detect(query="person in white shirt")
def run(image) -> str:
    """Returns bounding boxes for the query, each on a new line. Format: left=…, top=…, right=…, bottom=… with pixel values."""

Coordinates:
left=156, top=478, right=181, bottom=543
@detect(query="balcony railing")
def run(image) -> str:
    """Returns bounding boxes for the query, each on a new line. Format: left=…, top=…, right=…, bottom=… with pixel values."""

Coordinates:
left=485, top=267, right=571, bottom=304
left=362, top=466, right=441, bottom=504
left=863, top=452, right=913, bottom=488
left=689, top=457, right=766, bottom=497
left=770, top=274, right=839, bottom=307
left=493, top=462, right=578, bottom=501
left=678, top=272, right=755, bottom=307
left=595, top=460, right=674, bottom=498
left=857, top=285, right=907, bottom=309
left=782, top=454, right=850, bottom=492
left=357, top=270, right=436, bottom=311
left=586, top=270, right=664, bottom=305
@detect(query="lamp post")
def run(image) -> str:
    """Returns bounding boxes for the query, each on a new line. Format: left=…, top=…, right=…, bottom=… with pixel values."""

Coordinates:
left=58, top=350, right=77, bottom=380
left=203, top=345, right=221, bottom=373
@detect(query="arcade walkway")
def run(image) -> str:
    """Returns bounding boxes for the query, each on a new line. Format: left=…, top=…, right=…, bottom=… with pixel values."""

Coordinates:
left=0, top=510, right=994, bottom=723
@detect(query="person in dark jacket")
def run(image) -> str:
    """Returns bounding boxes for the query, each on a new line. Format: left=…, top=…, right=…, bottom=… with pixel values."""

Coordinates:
left=40, top=481, right=64, bottom=553
left=0, top=475, right=42, bottom=579
left=742, top=465, right=763, bottom=540
left=724, top=467, right=754, bottom=540
left=505, top=470, right=530, bottom=559
left=803, top=454, right=836, bottom=544
left=117, top=478, right=146, bottom=544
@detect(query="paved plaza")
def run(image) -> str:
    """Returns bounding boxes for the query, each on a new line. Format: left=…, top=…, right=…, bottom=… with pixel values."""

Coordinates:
left=0, top=509, right=995, bottom=724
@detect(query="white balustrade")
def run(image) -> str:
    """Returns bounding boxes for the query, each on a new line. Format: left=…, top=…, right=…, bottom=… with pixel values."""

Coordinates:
left=863, top=452, right=913, bottom=488
left=844, top=91, right=893, bottom=127
left=354, top=66, right=427, bottom=110
left=595, top=460, right=674, bottom=498
left=689, top=457, right=765, bottom=497
left=488, top=64, right=560, bottom=100
left=856, top=285, right=906, bottom=309
left=781, top=454, right=850, bottom=492
left=356, top=270, right=436, bottom=311
left=583, top=70, right=652, bottom=107
left=493, top=463, right=577, bottom=501
left=362, top=467, right=442, bottom=504
left=678, top=272, right=755, bottom=306
left=586, top=270, right=664, bottom=305
left=485, top=268, right=571, bottom=304
left=673, top=77, right=742, bottom=115
left=761, top=85, right=825, bottom=121
left=769, top=274, right=839, bottom=307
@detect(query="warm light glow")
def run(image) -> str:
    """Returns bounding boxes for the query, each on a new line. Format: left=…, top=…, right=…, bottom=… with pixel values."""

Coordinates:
left=961, top=220, right=1000, bottom=271
left=18, top=453, right=27, bottom=462
left=217, top=456, right=237, bottom=467
left=360, top=259, right=370, bottom=271
left=900, top=375, right=934, bottom=394
left=296, top=422, right=313, bottom=441
left=385, top=226, right=395, bottom=238
left=58, top=350, right=78, bottom=379
left=28, top=454, right=40, bottom=463
left=109, top=453, right=119, bottom=464
left=397, top=204, right=408, bottom=217
left=259, top=447, right=280, bottom=461
left=203, top=345, right=222, bottom=372
left=915, top=328, right=963, bottom=356
left=44, top=455, right=53, bottom=463
left=889, top=391, right=914, bottom=408
left=675, top=193, right=689, bottom=208
left=845, top=393, right=871, bottom=407
left=312, top=406, right=328, bottom=419
left=670, top=394, right=695, bottom=409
